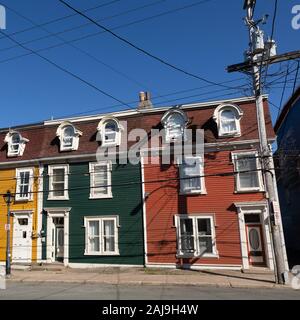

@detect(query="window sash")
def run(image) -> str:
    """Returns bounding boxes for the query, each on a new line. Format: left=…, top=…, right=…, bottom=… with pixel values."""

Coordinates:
left=85, top=217, right=118, bottom=255
left=16, top=169, right=33, bottom=201
left=48, top=166, right=68, bottom=199
left=234, top=153, right=262, bottom=191
left=179, top=157, right=203, bottom=193
left=177, top=216, right=216, bottom=257
left=90, top=163, right=112, bottom=198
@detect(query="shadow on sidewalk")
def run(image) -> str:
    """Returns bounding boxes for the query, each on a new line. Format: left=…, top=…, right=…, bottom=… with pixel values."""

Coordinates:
left=199, top=270, right=276, bottom=284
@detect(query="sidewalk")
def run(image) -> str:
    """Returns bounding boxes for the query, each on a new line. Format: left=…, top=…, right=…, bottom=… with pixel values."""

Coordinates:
left=6, top=265, right=291, bottom=289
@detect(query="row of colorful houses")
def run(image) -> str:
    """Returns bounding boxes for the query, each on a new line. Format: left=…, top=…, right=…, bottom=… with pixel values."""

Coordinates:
left=0, top=93, right=289, bottom=271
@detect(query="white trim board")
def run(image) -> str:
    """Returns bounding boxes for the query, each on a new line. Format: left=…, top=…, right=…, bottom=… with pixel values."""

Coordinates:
left=44, top=96, right=265, bottom=126
left=146, top=263, right=243, bottom=270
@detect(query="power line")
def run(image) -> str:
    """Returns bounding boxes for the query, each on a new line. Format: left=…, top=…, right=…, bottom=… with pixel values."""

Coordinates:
left=0, top=0, right=215, bottom=62
left=57, top=0, right=245, bottom=91
left=4, top=4, right=160, bottom=96
left=0, top=30, right=133, bottom=108
left=0, top=0, right=123, bottom=41
left=292, top=61, right=300, bottom=94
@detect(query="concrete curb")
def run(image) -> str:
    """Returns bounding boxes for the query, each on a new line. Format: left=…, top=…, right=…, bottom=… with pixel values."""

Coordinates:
left=7, top=278, right=289, bottom=290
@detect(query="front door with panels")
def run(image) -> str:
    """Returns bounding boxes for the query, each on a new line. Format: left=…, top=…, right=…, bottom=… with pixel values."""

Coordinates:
left=245, top=214, right=266, bottom=266
left=12, top=215, right=32, bottom=264
left=53, top=217, right=64, bottom=262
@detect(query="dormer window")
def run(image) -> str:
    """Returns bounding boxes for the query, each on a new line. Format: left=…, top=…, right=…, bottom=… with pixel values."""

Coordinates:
left=97, top=118, right=122, bottom=147
left=56, top=122, right=82, bottom=151
left=213, top=104, right=243, bottom=137
left=5, top=131, right=29, bottom=157
left=161, top=108, right=188, bottom=143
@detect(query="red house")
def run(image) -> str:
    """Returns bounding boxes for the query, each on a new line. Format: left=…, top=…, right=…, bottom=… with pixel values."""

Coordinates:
left=139, top=94, right=288, bottom=271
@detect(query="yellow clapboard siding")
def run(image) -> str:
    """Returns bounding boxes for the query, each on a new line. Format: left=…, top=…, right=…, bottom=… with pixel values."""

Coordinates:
left=0, top=167, right=39, bottom=263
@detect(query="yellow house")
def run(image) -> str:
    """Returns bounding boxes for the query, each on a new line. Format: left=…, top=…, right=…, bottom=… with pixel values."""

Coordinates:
left=0, top=167, right=39, bottom=265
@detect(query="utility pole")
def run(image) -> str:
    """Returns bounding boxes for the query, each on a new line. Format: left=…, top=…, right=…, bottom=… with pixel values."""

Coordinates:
left=227, top=0, right=300, bottom=284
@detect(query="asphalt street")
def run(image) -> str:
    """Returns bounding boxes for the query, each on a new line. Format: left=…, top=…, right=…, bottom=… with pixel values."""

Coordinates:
left=0, top=282, right=299, bottom=300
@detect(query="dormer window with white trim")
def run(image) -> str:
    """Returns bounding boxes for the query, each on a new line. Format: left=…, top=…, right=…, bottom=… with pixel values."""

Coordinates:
left=213, top=104, right=243, bottom=137
left=97, top=118, right=122, bottom=147
left=161, top=108, right=188, bottom=143
left=5, top=131, right=29, bottom=157
left=56, top=122, right=82, bottom=151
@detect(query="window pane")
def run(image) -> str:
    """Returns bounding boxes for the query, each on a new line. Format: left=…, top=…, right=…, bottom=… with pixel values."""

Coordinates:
left=180, top=219, right=194, bottom=253
left=198, top=237, right=213, bottom=254
left=53, top=169, right=65, bottom=183
left=63, top=126, right=74, bottom=147
left=52, top=168, right=65, bottom=197
left=236, top=156, right=260, bottom=189
left=197, top=219, right=211, bottom=236
left=221, top=110, right=237, bottom=133
left=104, top=121, right=117, bottom=143
left=103, top=220, right=115, bottom=252
left=18, top=171, right=30, bottom=198
left=181, top=158, right=202, bottom=192
left=93, top=166, right=109, bottom=195
left=88, top=221, right=100, bottom=252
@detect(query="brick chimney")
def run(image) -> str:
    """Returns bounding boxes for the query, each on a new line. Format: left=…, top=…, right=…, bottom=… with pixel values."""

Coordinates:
left=137, top=91, right=153, bottom=110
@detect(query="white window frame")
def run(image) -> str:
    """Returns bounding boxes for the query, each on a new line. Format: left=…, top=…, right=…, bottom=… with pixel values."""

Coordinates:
left=213, top=104, right=243, bottom=138
left=48, top=164, right=69, bottom=200
left=84, top=216, right=119, bottom=256
left=97, top=118, right=122, bottom=147
left=56, top=121, right=82, bottom=152
left=4, top=131, right=29, bottom=157
left=178, top=156, right=206, bottom=195
left=175, top=215, right=218, bottom=258
left=232, top=151, right=264, bottom=193
left=89, top=161, right=112, bottom=199
left=161, top=108, right=188, bottom=143
left=15, top=167, right=34, bottom=202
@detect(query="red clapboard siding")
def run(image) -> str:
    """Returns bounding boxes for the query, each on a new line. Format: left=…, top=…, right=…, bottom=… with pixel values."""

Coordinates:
left=144, top=151, right=265, bottom=266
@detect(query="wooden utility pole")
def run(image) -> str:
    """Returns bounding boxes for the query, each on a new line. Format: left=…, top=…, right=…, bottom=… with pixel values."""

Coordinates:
left=227, top=0, right=300, bottom=284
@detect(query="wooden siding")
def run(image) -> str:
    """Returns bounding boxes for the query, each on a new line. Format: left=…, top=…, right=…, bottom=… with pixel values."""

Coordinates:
left=144, top=152, right=266, bottom=266
left=0, top=167, right=39, bottom=262
left=42, top=162, right=144, bottom=265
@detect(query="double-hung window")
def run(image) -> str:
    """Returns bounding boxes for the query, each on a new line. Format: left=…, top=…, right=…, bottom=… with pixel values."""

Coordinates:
left=48, top=165, right=69, bottom=200
left=179, top=156, right=205, bottom=194
left=89, top=162, right=112, bottom=199
left=232, top=152, right=264, bottom=192
left=15, top=168, right=34, bottom=201
left=84, top=216, right=119, bottom=255
left=176, top=215, right=217, bottom=257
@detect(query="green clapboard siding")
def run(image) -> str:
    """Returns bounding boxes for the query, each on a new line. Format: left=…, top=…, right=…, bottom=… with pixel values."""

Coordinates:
left=42, top=162, right=144, bottom=265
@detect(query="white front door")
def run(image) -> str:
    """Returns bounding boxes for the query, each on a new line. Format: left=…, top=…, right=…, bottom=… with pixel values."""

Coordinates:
left=12, top=216, right=32, bottom=263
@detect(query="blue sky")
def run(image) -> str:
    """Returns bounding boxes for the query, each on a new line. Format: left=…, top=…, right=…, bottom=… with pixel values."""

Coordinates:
left=0, top=0, right=299, bottom=128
